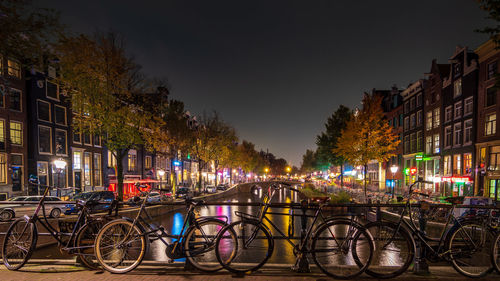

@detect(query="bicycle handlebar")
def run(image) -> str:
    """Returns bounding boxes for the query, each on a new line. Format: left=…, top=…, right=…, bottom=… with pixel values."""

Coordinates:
left=271, top=181, right=301, bottom=193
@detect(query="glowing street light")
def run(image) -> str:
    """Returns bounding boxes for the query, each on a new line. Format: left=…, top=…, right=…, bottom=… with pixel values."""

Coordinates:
left=390, top=165, right=398, bottom=198
left=285, top=166, right=291, bottom=173
left=52, top=159, right=67, bottom=196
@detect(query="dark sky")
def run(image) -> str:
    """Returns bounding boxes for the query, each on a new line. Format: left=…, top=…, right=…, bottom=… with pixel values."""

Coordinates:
left=39, top=0, right=492, bottom=166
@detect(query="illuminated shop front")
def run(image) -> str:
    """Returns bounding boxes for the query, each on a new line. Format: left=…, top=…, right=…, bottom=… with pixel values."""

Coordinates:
left=442, top=176, right=473, bottom=197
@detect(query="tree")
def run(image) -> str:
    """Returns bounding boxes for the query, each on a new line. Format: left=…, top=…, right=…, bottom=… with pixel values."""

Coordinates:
left=300, top=149, right=317, bottom=174
left=316, top=105, right=352, bottom=187
left=57, top=31, right=153, bottom=201
left=334, top=93, right=400, bottom=199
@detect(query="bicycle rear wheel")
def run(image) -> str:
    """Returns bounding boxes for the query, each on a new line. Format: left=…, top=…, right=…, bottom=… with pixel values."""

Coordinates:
left=448, top=221, right=494, bottom=278
left=312, top=219, right=373, bottom=280
left=94, top=219, right=147, bottom=274
left=75, top=218, right=108, bottom=270
left=184, top=218, right=227, bottom=272
left=359, top=221, right=415, bottom=279
left=2, top=217, right=38, bottom=270
left=215, top=220, right=273, bottom=274
left=492, top=231, right=500, bottom=273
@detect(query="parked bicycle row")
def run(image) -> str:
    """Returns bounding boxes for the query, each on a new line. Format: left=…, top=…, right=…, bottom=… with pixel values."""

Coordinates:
left=1, top=180, right=500, bottom=279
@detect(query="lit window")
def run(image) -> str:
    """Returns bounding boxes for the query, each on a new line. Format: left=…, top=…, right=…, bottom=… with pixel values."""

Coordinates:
left=0, top=154, right=6, bottom=183
left=426, top=111, right=432, bottom=131
left=444, top=155, right=451, bottom=175
left=489, top=146, right=500, bottom=171
left=433, top=108, right=440, bottom=128
left=433, top=134, right=440, bottom=154
left=426, top=136, right=432, bottom=154
left=454, top=79, right=462, bottom=98
left=464, top=153, right=472, bottom=174
left=94, top=153, right=102, bottom=186
left=453, top=154, right=461, bottom=175
left=145, top=156, right=152, bottom=169
left=128, top=150, right=137, bottom=172
left=9, top=121, right=22, bottom=145
left=73, top=151, right=82, bottom=170
left=107, top=150, right=117, bottom=167
left=0, top=120, right=4, bottom=150
left=486, top=113, right=497, bottom=136
left=55, top=129, right=67, bottom=155
left=7, top=60, right=21, bottom=78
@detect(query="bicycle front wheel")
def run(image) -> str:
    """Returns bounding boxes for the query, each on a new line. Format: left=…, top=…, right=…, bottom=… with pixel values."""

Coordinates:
left=2, top=217, right=38, bottom=270
left=75, top=218, right=108, bottom=270
left=95, top=219, right=147, bottom=274
left=215, top=220, right=273, bottom=274
left=360, top=221, right=415, bottom=279
left=184, top=218, right=227, bottom=272
left=312, top=219, right=374, bottom=280
left=448, top=221, right=494, bottom=278
left=492, top=231, right=500, bottom=273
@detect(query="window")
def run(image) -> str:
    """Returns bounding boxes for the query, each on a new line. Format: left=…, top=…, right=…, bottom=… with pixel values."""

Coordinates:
left=404, top=117, right=409, bottom=131
left=464, top=96, right=473, bottom=116
left=411, top=133, right=416, bottom=152
left=73, top=131, right=81, bottom=144
left=128, top=150, right=137, bottom=172
left=37, top=100, right=51, bottom=122
left=9, top=88, right=21, bottom=111
left=486, top=87, right=496, bottom=107
left=54, top=105, right=66, bottom=125
left=454, top=123, right=462, bottom=146
left=38, top=126, right=52, bottom=154
left=426, top=111, right=432, bottom=130
left=107, top=150, right=117, bottom=167
left=454, top=79, right=462, bottom=98
left=453, top=154, right=462, bottom=175
left=404, top=136, right=409, bottom=154
left=488, top=61, right=497, bottom=80
left=489, top=146, right=500, bottom=171
left=464, top=153, right=472, bottom=174
left=433, top=108, right=440, bottom=128
left=417, top=110, right=422, bottom=127
left=410, top=113, right=415, bottom=129
left=464, top=119, right=473, bottom=144
left=46, top=81, right=59, bottom=100
left=55, top=129, right=67, bottom=155
left=93, top=134, right=101, bottom=147
left=434, top=134, right=440, bottom=154
left=0, top=85, right=5, bottom=108
left=93, top=153, right=102, bottom=186
left=84, top=152, right=91, bottom=186
left=73, top=151, right=82, bottom=170
left=9, top=121, right=22, bottom=145
left=417, top=131, right=422, bottom=151
left=83, top=133, right=91, bottom=145
left=399, top=114, right=403, bottom=127
left=145, top=156, right=152, bottom=169
left=486, top=113, right=497, bottom=136
left=444, top=155, right=451, bottom=175
left=445, top=126, right=452, bottom=148
left=426, top=136, right=433, bottom=154
left=7, top=59, right=20, bottom=78
left=404, top=102, right=409, bottom=114
left=410, top=97, right=416, bottom=110
left=0, top=154, right=6, bottom=184
left=454, top=63, right=462, bottom=78
left=0, top=54, right=3, bottom=75
left=0, top=120, right=4, bottom=150
left=454, top=101, right=462, bottom=120
left=417, top=93, right=422, bottom=107
left=393, top=117, right=397, bottom=128
left=445, top=106, right=452, bottom=123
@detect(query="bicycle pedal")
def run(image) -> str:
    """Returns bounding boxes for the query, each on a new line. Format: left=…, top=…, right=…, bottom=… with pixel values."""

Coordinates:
left=167, top=258, right=174, bottom=264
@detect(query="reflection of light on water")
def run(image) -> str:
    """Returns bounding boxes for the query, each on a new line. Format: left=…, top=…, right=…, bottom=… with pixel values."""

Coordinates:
left=171, top=212, right=184, bottom=239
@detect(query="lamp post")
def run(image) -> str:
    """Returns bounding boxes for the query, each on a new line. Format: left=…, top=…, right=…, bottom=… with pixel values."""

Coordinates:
left=264, top=167, right=269, bottom=180
left=53, top=159, right=67, bottom=197
left=390, top=165, right=399, bottom=199
left=158, top=169, right=165, bottom=189
left=285, top=166, right=291, bottom=179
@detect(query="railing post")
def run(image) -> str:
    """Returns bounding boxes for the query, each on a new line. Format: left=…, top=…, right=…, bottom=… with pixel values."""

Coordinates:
left=413, top=206, right=430, bottom=275
left=293, top=199, right=310, bottom=273
left=376, top=200, right=381, bottom=221
left=184, top=211, right=196, bottom=270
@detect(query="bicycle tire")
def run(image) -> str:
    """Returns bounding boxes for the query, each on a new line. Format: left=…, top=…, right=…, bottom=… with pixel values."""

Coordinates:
left=75, top=218, right=108, bottom=270
left=311, top=219, right=374, bottom=280
left=2, top=216, right=38, bottom=270
left=357, top=221, right=415, bottom=279
left=447, top=221, right=494, bottom=278
left=184, top=218, right=227, bottom=272
left=94, top=219, right=147, bottom=274
left=492, top=231, right=500, bottom=273
left=215, top=219, right=273, bottom=274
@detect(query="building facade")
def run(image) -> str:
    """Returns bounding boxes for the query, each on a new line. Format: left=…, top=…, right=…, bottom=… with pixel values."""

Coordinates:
left=382, top=86, right=403, bottom=195
left=0, top=56, right=28, bottom=199
left=475, top=39, right=500, bottom=201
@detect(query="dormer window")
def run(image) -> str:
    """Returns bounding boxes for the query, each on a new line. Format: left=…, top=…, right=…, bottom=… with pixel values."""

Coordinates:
left=454, top=63, right=462, bottom=78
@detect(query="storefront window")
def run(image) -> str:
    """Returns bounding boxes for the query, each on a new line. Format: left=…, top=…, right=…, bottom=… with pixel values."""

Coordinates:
left=463, top=153, right=472, bottom=174
left=453, top=154, right=461, bottom=175
left=0, top=154, right=6, bottom=183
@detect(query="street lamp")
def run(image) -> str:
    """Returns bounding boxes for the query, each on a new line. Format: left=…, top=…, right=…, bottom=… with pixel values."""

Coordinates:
left=390, top=165, right=399, bottom=199
left=53, top=159, right=67, bottom=197
left=158, top=169, right=165, bottom=189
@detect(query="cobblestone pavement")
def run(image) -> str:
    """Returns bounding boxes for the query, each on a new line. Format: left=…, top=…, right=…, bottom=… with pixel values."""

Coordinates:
left=1, top=260, right=500, bottom=281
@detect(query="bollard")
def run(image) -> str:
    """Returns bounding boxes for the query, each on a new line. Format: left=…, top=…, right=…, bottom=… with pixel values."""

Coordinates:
left=413, top=206, right=430, bottom=275
left=293, top=199, right=310, bottom=273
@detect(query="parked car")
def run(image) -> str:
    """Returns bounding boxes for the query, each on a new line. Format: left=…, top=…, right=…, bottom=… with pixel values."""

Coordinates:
left=216, top=184, right=228, bottom=191
left=126, top=192, right=173, bottom=206
left=175, top=187, right=192, bottom=199
left=0, top=196, right=66, bottom=221
left=65, top=191, right=115, bottom=215
left=205, top=185, right=217, bottom=193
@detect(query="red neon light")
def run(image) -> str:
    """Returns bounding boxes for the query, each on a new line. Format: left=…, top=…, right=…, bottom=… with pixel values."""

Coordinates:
left=441, top=177, right=471, bottom=183
left=410, top=167, right=417, bottom=175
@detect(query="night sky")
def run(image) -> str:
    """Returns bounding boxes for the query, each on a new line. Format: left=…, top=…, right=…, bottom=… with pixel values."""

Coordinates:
left=39, top=0, right=492, bottom=166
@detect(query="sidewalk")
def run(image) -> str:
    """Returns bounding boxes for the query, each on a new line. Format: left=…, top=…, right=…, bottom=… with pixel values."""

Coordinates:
left=1, top=260, right=499, bottom=281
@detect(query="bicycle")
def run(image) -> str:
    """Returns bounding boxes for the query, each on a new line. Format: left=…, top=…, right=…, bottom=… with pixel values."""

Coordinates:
left=2, top=184, right=113, bottom=270
left=214, top=182, right=374, bottom=279
left=94, top=183, right=230, bottom=274
left=360, top=178, right=496, bottom=278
